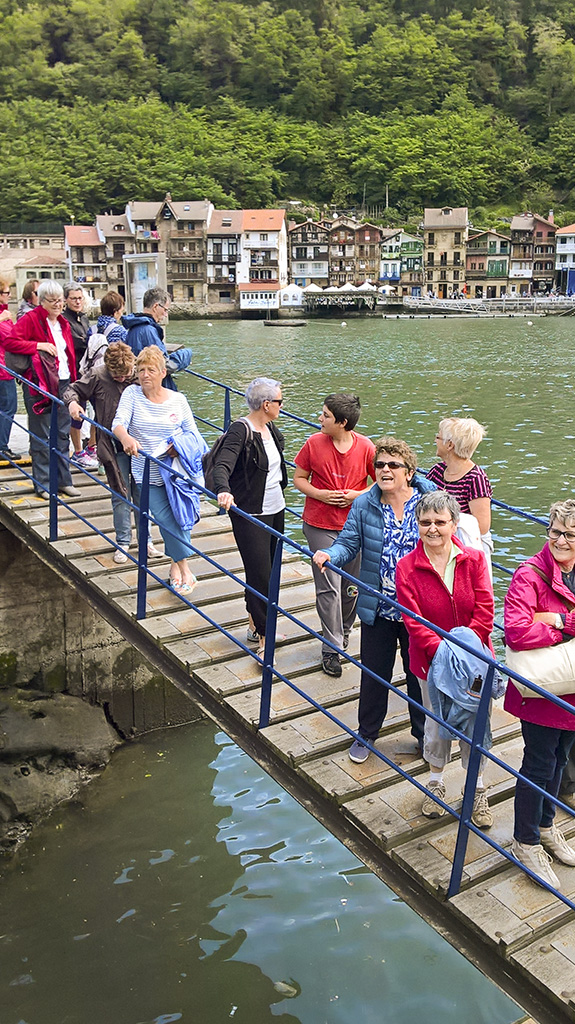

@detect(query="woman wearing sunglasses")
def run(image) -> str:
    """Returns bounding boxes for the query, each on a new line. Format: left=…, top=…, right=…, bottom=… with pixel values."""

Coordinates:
left=503, top=499, right=575, bottom=889
left=313, top=437, right=433, bottom=763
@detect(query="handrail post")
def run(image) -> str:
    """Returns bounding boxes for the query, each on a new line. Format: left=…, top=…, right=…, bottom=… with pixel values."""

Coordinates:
left=223, top=387, right=232, bottom=431
left=48, top=400, right=59, bottom=542
left=259, top=536, right=283, bottom=729
left=136, top=459, right=150, bottom=620
left=447, top=663, right=495, bottom=898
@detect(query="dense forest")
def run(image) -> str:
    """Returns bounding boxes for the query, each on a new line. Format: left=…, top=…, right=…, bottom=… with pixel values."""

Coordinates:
left=2, top=0, right=575, bottom=223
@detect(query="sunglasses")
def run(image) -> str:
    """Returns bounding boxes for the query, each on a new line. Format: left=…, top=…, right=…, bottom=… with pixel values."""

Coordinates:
left=374, top=459, right=406, bottom=470
left=267, top=398, right=283, bottom=406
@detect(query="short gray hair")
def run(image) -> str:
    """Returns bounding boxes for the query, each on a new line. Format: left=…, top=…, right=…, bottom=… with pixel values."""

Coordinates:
left=38, top=280, right=64, bottom=303
left=143, top=286, right=169, bottom=309
left=245, top=376, right=282, bottom=411
left=415, top=490, right=461, bottom=524
left=549, top=499, right=575, bottom=528
left=63, top=281, right=83, bottom=298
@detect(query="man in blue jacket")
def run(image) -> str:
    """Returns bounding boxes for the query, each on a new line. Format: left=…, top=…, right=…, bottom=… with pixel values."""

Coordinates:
left=122, top=287, right=192, bottom=390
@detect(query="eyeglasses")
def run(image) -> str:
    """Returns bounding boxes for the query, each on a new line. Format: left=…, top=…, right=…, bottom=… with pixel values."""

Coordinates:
left=267, top=398, right=283, bottom=406
left=0, top=290, right=10, bottom=296
left=32, top=290, right=38, bottom=296
left=418, top=518, right=453, bottom=528
left=156, top=302, right=170, bottom=313
left=44, top=297, right=63, bottom=304
left=374, top=460, right=406, bottom=470
left=547, top=526, right=575, bottom=542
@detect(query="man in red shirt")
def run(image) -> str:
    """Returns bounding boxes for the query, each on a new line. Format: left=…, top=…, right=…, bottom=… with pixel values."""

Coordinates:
left=294, top=394, right=375, bottom=677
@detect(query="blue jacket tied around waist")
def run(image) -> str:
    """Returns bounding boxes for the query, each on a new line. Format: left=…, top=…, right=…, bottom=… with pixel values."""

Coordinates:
left=427, top=626, right=505, bottom=746
left=158, top=426, right=209, bottom=531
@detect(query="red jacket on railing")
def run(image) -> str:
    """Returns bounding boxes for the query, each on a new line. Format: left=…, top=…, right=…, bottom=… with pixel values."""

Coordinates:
left=395, top=536, right=494, bottom=681
left=4, top=304, right=77, bottom=413
left=503, top=543, right=575, bottom=729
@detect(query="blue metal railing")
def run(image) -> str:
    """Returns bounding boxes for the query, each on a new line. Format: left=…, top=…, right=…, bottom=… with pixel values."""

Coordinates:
left=1, top=365, right=573, bottom=907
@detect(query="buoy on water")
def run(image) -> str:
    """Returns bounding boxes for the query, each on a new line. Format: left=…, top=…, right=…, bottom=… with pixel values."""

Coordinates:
left=527, top=320, right=533, bottom=326
left=341, top=321, right=347, bottom=327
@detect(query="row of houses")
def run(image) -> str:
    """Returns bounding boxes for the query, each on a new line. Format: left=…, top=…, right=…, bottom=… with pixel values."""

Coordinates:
left=5, top=199, right=575, bottom=313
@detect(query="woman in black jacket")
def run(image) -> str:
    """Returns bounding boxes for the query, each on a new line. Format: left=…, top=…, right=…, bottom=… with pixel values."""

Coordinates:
left=213, top=377, right=287, bottom=654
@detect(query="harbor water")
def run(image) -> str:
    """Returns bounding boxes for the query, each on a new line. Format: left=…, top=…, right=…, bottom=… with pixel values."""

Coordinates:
left=3, top=314, right=567, bottom=1024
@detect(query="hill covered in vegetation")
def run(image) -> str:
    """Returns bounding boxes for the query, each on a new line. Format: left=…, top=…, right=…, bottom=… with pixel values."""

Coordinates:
left=2, top=0, right=575, bottom=222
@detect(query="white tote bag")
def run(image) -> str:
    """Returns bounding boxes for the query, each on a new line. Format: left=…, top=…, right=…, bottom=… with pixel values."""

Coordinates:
left=505, top=639, right=575, bottom=697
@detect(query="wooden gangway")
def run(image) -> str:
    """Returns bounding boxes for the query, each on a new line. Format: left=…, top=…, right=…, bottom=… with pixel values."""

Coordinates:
left=1, top=461, right=574, bottom=1024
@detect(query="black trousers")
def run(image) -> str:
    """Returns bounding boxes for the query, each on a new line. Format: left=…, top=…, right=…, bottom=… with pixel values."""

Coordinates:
left=230, top=508, right=285, bottom=637
left=358, top=616, right=425, bottom=743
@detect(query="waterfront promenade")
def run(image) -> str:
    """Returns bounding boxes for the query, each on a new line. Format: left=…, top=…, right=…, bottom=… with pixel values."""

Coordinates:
left=0, top=457, right=573, bottom=1024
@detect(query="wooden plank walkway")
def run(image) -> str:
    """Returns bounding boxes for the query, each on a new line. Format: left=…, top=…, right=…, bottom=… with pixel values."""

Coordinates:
left=1, top=461, right=574, bottom=1024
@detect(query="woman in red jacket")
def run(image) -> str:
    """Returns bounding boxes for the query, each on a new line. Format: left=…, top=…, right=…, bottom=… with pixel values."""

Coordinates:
left=5, top=280, right=79, bottom=499
left=503, top=498, right=575, bottom=890
left=395, top=490, right=494, bottom=828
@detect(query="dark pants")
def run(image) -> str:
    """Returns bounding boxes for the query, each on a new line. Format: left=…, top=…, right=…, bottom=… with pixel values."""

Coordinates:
left=23, top=380, right=73, bottom=494
left=358, top=616, right=425, bottom=743
left=514, top=720, right=575, bottom=844
left=230, top=508, right=285, bottom=637
left=0, top=378, right=17, bottom=451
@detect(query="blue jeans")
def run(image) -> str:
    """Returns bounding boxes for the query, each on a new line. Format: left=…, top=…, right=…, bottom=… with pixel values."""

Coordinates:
left=110, top=451, right=138, bottom=546
left=23, top=381, right=73, bottom=493
left=514, top=720, right=575, bottom=844
left=147, top=483, right=193, bottom=562
left=0, top=378, right=17, bottom=451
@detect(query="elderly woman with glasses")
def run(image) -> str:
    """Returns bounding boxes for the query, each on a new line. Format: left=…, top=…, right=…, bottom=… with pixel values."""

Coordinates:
left=313, top=437, right=431, bottom=764
left=395, top=491, right=494, bottom=827
left=213, top=377, right=287, bottom=656
left=502, top=498, right=575, bottom=889
left=5, top=279, right=79, bottom=499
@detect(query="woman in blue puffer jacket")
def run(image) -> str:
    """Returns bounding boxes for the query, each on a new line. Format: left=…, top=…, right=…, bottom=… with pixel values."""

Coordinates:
left=313, top=436, right=435, bottom=765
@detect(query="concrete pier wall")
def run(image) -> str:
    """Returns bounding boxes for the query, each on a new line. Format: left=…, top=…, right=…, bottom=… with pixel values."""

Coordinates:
left=0, top=524, right=203, bottom=736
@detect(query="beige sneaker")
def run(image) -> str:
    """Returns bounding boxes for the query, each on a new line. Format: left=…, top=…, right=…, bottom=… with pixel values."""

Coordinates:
left=540, top=824, right=575, bottom=865
left=113, top=549, right=129, bottom=564
left=421, top=780, right=446, bottom=818
left=471, top=788, right=493, bottom=829
left=511, top=840, right=561, bottom=890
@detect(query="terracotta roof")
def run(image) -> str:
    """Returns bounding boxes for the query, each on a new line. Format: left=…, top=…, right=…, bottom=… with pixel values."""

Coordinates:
left=423, top=207, right=468, bottom=229
left=238, top=282, right=280, bottom=291
left=556, top=223, right=575, bottom=233
left=65, top=225, right=102, bottom=246
left=14, top=250, right=67, bottom=269
left=242, top=210, right=286, bottom=231
left=208, top=210, right=243, bottom=234
left=96, top=214, right=133, bottom=238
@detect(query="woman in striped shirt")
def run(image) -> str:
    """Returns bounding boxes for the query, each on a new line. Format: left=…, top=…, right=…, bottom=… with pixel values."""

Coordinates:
left=113, top=345, right=200, bottom=596
left=426, top=417, right=492, bottom=538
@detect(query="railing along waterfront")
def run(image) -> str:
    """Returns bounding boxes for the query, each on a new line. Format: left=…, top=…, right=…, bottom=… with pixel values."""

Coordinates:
left=2, top=366, right=574, bottom=909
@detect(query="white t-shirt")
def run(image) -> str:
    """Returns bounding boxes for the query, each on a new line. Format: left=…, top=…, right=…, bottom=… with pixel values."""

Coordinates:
left=260, top=433, right=285, bottom=515
left=48, top=319, right=70, bottom=380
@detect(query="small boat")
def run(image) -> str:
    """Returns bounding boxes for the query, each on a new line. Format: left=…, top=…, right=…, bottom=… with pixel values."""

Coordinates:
left=263, top=319, right=307, bottom=327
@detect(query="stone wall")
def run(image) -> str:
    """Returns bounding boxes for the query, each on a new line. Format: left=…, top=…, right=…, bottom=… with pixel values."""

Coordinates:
left=0, top=525, right=202, bottom=736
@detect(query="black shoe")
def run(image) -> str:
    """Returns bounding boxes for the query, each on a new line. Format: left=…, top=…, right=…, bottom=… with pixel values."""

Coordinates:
left=322, top=653, right=342, bottom=677
left=0, top=448, right=20, bottom=461
left=343, top=632, right=350, bottom=651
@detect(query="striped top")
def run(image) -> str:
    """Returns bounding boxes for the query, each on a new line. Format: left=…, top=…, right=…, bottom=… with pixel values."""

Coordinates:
left=426, top=461, right=492, bottom=514
left=112, top=385, right=198, bottom=485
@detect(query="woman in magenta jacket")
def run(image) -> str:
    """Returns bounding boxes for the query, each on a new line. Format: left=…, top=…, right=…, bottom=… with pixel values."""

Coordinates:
left=503, top=498, right=575, bottom=890
left=395, top=490, right=494, bottom=828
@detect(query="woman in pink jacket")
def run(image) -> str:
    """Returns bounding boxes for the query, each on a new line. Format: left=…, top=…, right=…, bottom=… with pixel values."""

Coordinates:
left=504, top=498, right=575, bottom=889
left=395, top=490, right=494, bottom=828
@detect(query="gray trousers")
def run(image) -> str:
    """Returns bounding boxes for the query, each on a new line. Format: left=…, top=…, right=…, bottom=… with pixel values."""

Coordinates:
left=303, top=521, right=360, bottom=654
left=418, top=677, right=487, bottom=774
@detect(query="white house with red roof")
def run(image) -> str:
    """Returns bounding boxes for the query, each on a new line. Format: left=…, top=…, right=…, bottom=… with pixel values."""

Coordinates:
left=555, top=223, right=575, bottom=294
left=238, top=209, right=287, bottom=313
left=64, top=224, right=108, bottom=300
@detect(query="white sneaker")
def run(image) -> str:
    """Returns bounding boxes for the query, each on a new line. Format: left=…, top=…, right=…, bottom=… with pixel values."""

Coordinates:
left=72, top=449, right=99, bottom=471
left=540, top=824, right=575, bottom=865
left=511, top=840, right=561, bottom=890
left=147, top=542, right=162, bottom=558
left=113, top=549, right=129, bottom=564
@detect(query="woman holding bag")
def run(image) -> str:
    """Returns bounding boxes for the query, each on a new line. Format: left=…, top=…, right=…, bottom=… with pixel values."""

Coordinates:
left=504, top=498, right=575, bottom=889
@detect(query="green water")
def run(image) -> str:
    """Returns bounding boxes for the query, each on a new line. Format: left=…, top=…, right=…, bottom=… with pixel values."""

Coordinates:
left=4, top=314, right=566, bottom=1024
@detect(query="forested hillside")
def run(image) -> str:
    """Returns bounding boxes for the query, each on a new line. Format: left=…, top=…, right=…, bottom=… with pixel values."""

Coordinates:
left=2, top=0, right=575, bottom=221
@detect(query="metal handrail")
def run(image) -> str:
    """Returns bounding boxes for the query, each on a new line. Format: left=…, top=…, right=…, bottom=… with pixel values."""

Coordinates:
left=2, top=363, right=573, bottom=906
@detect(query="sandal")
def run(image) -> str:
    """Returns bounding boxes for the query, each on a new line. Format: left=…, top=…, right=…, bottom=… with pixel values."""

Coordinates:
left=170, top=576, right=197, bottom=596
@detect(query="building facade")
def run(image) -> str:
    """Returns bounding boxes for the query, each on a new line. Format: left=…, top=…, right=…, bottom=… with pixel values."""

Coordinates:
left=64, top=225, right=108, bottom=301
left=207, top=210, right=242, bottom=308
left=288, top=220, right=329, bottom=287
left=555, top=223, right=575, bottom=294
left=466, top=230, right=510, bottom=298
left=95, top=213, right=136, bottom=299
left=509, top=212, right=556, bottom=295
left=238, top=209, right=288, bottom=314
left=423, top=207, right=468, bottom=298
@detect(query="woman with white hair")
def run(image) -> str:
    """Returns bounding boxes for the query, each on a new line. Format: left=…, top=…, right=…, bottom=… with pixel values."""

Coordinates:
left=213, top=377, right=287, bottom=655
left=5, top=279, right=80, bottom=499
left=427, top=417, right=492, bottom=537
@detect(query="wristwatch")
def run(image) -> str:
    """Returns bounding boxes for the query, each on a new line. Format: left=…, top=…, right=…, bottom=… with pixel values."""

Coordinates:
left=555, top=613, right=564, bottom=629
